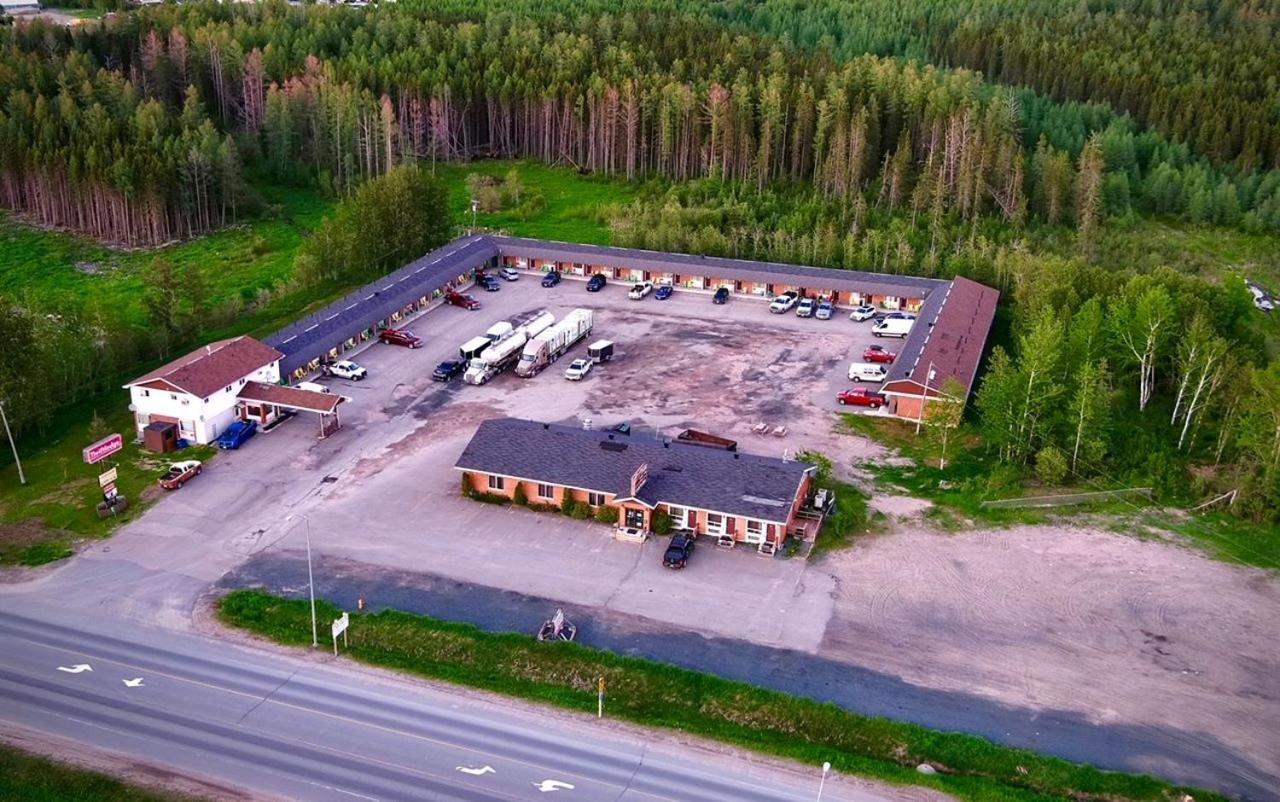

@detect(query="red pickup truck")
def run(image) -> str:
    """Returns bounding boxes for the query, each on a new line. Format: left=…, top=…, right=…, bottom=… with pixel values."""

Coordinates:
left=158, top=460, right=202, bottom=490
left=445, top=290, right=481, bottom=310
left=379, top=328, right=422, bottom=348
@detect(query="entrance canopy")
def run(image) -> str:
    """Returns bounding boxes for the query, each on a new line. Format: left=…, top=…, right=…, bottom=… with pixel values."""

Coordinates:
left=238, top=381, right=343, bottom=414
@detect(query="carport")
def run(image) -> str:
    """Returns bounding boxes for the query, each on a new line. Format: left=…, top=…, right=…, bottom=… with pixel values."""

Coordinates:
left=237, top=382, right=346, bottom=439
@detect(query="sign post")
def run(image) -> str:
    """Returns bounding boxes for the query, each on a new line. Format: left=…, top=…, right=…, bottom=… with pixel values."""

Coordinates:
left=331, top=612, right=349, bottom=656
left=597, top=676, right=605, bottom=719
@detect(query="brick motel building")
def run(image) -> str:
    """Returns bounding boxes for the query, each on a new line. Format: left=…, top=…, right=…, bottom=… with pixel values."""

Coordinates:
left=455, top=418, right=816, bottom=547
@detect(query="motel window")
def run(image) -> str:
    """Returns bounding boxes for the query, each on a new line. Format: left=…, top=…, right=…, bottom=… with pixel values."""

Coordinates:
left=588, top=492, right=606, bottom=507
left=537, top=483, right=554, bottom=500
left=706, top=513, right=725, bottom=535
left=667, top=506, right=688, bottom=528
left=746, top=520, right=763, bottom=537
left=487, top=475, right=505, bottom=491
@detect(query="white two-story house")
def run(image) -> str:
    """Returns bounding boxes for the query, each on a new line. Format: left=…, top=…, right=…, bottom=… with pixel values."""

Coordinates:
left=124, top=336, right=284, bottom=445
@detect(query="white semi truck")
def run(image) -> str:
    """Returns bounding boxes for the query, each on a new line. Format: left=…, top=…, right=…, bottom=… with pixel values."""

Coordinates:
left=516, top=308, right=594, bottom=377
left=465, top=311, right=555, bottom=385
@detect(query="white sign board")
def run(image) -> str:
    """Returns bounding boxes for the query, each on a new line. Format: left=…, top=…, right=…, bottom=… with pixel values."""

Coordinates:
left=98, top=467, right=118, bottom=488
left=331, top=612, right=349, bottom=655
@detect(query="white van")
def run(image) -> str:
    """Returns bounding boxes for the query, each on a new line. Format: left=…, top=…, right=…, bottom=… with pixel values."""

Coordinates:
left=848, top=362, right=888, bottom=382
left=872, top=317, right=914, bottom=338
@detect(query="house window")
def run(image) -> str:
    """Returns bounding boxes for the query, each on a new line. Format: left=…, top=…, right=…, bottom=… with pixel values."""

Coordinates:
left=170, top=394, right=178, bottom=400
left=141, top=390, right=150, bottom=397
left=537, top=483, right=554, bottom=500
left=487, top=475, right=505, bottom=491
left=240, top=378, right=246, bottom=385
left=667, top=506, right=688, bottom=529
left=225, top=385, right=232, bottom=393
left=587, top=492, right=606, bottom=507
left=705, top=513, right=726, bottom=535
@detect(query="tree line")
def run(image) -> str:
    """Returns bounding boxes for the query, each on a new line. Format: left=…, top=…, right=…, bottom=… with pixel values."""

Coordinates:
left=4, top=2, right=1278, bottom=249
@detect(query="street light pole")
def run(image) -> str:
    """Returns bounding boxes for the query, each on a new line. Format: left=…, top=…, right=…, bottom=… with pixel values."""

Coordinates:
left=816, top=761, right=831, bottom=802
left=0, top=400, right=26, bottom=485
left=305, top=516, right=318, bottom=647
left=915, top=362, right=937, bottom=435
left=288, top=513, right=319, bottom=648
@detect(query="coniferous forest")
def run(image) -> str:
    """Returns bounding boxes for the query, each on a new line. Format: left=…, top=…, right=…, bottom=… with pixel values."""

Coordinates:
left=1, top=0, right=1278, bottom=525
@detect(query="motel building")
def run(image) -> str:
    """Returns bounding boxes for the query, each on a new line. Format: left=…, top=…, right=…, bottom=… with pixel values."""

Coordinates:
left=124, top=335, right=342, bottom=447
left=455, top=418, right=819, bottom=551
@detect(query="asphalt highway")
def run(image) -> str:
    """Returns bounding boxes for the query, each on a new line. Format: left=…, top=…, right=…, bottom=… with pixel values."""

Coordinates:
left=0, top=605, right=880, bottom=802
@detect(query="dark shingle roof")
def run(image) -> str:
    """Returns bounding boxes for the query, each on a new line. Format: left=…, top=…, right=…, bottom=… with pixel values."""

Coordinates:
left=455, top=418, right=813, bottom=523
left=488, top=235, right=945, bottom=298
left=882, top=276, right=1000, bottom=399
left=125, top=336, right=282, bottom=398
left=265, top=235, right=498, bottom=375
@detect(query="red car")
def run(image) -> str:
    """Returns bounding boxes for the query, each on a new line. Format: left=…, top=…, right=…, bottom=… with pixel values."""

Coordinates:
left=862, top=344, right=896, bottom=363
left=379, top=328, right=422, bottom=348
left=837, top=388, right=887, bottom=409
left=445, top=290, right=481, bottom=310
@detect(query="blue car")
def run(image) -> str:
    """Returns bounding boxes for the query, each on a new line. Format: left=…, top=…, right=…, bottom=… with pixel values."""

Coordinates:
left=216, top=420, right=257, bottom=450
left=541, top=271, right=561, bottom=287
left=655, top=285, right=674, bottom=300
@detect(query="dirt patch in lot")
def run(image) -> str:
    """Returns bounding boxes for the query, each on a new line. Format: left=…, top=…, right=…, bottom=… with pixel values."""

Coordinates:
left=820, top=523, right=1280, bottom=795
left=347, top=400, right=503, bottom=483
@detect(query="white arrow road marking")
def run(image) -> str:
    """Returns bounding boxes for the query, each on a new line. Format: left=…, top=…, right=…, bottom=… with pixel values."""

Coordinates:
left=122, top=678, right=145, bottom=688
left=56, top=664, right=92, bottom=674
left=532, top=779, right=575, bottom=792
left=455, top=765, right=495, bottom=776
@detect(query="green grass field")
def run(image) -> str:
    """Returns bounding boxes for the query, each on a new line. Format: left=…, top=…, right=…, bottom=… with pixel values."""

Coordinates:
left=218, top=589, right=1221, bottom=802
left=0, top=742, right=205, bottom=802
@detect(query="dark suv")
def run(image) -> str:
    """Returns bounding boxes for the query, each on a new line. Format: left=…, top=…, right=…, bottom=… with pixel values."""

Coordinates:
left=662, top=534, right=695, bottom=569
left=586, top=274, right=607, bottom=292
left=713, top=287, right=730, bottom=304
left=541, top=271, right=561, bottom=287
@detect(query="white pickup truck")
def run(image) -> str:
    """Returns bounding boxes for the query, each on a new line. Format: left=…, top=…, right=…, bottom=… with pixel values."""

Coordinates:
left=769, top=291, right=799, bottom=313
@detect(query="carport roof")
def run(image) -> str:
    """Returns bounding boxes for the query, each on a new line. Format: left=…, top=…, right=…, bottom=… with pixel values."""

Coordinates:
left=238, top=381, right=343, bottom=414
left=455, top=418, right=814, bottom=523
left=488, top=235, right=946, bottom=298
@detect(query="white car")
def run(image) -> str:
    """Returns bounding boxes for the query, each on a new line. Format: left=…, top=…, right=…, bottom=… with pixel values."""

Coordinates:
left=499, top=267, right=520, bottom=281
left=795, top=298, right=817, bottom=318
left=849, top=304, right=877, bottom=321
left=816, top=299, right=834, bottom=320
left=628, top=281, right=654, bottom=300
left=326, top=360, right=367, bottom=380
left=564, top=358, right=593, bottom=381
left=769, top=292, right=799, bottom=313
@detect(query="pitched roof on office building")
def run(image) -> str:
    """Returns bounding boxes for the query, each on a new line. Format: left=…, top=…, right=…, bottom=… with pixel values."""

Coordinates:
left=881, top=276, right=1000, bottom=399
left=455, top=418, right=813, bottom=523
left=125, top=336, right=282, bottom=398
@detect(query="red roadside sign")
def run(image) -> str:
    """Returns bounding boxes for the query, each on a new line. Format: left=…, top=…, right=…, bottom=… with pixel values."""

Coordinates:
left=83, top=433, right=123, bottom=465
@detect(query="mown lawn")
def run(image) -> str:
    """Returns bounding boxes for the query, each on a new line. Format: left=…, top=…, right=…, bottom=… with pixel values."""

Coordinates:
left=219, top=589, right=1222, bottom=802
left=0, top=742, right=206, bottom=802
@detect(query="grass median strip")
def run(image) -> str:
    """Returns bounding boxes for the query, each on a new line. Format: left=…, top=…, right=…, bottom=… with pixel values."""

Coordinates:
left=0, top=742, right=207, bottom=802
left=219, top=589, right=1220, bottom=802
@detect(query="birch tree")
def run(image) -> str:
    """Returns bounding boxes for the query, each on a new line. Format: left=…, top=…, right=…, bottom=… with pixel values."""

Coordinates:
left=1108, top=284, right=1174, bottom=412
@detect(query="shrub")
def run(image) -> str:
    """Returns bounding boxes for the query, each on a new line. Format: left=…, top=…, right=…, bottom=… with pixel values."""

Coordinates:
left=1035, top=446, right=1068, bottom=486
left=651, top=509, right=673, bottom=535
left=569, top=501, right=592, bottom=520
left=560, top=491, right=574, bottom=515
left=512, top=484, right=527, bottom=507
left=594, top=506, right=619, bottom=524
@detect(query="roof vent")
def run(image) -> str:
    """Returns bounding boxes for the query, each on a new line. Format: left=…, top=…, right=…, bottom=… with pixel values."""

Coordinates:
left=662, top=465, right=682, bottom=473
left=600, top=442, right=628, bottom=453
left=543, top=422, right=550, bottom=430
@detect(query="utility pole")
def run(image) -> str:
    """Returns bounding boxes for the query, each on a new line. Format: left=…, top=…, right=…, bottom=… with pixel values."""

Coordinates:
left=0, top=400, right=26, bottom=485
left=470, top=198, right=479, bottom=233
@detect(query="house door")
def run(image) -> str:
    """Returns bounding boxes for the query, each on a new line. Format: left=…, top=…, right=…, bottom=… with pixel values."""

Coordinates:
left=625, top=508, right=645, bottom=530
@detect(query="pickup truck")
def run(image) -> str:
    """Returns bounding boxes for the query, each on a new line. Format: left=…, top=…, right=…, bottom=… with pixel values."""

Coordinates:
left=379, top=328, right=422, bottom=348
left=663, top=534, right=696, bottom=569
left=445, top=289, right=481, bottom=310
left=769, top=291, right=798, bottom=313
left=216, top=420, right=257, bottom=450
left=159, top=459, right=202, bottom=490
left=795, top=297, right=817, bottom=318
left=628, top=281, right=654, bottom=300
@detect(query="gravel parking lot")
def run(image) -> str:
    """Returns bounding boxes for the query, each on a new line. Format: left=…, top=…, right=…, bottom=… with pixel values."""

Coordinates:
left=15, top=269, right=1277, bottom=798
